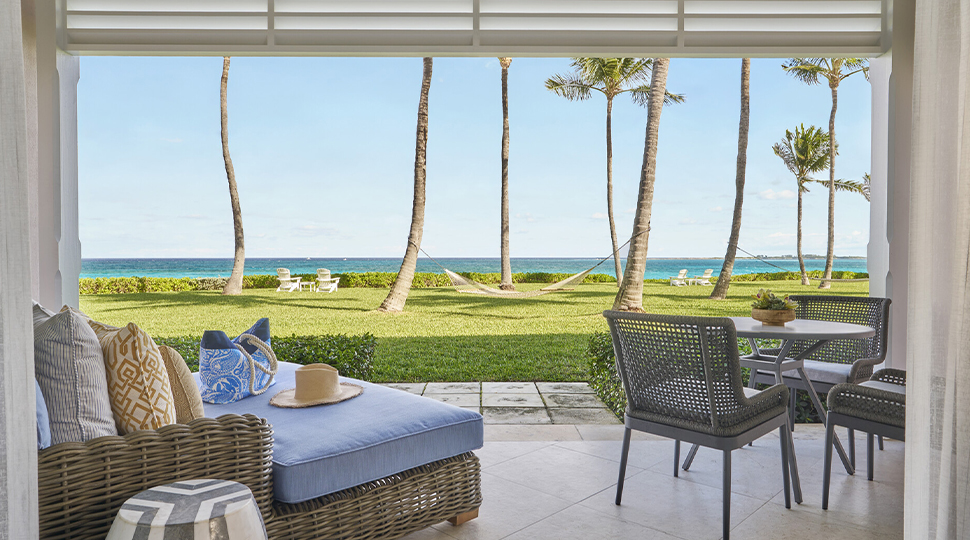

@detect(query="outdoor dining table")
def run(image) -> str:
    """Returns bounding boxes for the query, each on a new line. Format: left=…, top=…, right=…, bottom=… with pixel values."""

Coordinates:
left=729, top=315, right=876, bottom=503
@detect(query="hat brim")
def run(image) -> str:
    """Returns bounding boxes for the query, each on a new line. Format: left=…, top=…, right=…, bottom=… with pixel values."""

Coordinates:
left=269, top=383, right=363, bottom=408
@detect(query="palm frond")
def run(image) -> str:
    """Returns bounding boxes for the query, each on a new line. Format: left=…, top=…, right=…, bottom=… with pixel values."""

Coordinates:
left=782, top=58, right=826, bottom=85
left=862, top=172, right=871, bottom=202
left=544, top=73, right=597, bottom=101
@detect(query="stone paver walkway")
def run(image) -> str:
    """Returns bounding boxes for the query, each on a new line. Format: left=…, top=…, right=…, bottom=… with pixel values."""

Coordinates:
left=381, top=382, right=621, bottom=425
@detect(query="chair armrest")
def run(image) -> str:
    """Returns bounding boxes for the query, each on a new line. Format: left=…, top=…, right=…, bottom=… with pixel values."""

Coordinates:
left=743, top=382, right=789, bottom=412
left=332, top=277, right=340, bottom=284
left=38, top=414, right=274, bottom=540
left=827, top=383, right=905, bottom=428
left=848, top=356, right=884, bottom=383
left=870, top=368, right=906, bottom=386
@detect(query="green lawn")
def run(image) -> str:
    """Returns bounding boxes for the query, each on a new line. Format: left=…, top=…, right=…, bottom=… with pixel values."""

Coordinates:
left=78, top=281, right=868, bottom=383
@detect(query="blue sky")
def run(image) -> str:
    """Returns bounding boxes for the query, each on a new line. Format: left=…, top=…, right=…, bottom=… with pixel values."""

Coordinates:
left=78, top=57, right=872, bottom=259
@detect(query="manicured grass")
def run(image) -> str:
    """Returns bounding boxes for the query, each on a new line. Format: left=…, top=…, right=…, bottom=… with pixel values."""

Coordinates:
left=78, top=281, right=868, bottom=383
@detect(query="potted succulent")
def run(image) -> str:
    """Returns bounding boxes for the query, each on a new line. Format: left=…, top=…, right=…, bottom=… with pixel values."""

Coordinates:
left=750, top=289, right=798, bottom=326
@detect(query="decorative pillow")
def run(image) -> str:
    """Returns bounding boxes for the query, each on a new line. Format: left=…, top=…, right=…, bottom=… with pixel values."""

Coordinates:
left=32, top=301, right=55, bottom=329
left=35, top=380, right=51, bottom=450
left=89, top=320, right=177, bottom=434
left=34, top=306, right=117, bottom=444
left=199, top=319, right=278, bottom=404
left=159, top=345, right=205, bottom=424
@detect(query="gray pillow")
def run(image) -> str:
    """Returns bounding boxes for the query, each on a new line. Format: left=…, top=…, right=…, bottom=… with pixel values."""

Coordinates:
left=32, top=301, right=55, bottom=329
left=34, top=306, right=117, bottom=444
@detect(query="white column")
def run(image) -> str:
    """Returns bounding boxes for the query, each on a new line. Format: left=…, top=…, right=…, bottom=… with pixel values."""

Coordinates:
left=867, top=0, right=914, bottom=371
left=1, top=0, right=41, bottom=536
left=33, top=0, right=80, bottom=311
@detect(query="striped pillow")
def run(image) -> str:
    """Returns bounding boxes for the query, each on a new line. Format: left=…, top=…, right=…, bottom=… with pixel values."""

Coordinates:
left=34, top=306, right=117, bottom=444
left=159, top=346, right=205, bottom=424
left=89, top=320, right=177, bottom=434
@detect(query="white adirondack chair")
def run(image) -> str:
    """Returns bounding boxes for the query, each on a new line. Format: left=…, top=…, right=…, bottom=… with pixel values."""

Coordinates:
left=691, top=269, right=714, bottom=286
left=670, top=269, right=689, bottom=286
left=276, top=268, right=301, bottom=292
left=315, top=268, right=340, bottom=293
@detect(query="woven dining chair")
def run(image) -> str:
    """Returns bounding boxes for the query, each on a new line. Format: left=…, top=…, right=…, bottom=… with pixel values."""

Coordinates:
left=604, top=311, right=794, bottom=540
left=750, top=295, right=891, bottom=465
left=823, top=368, right=905, bottom=509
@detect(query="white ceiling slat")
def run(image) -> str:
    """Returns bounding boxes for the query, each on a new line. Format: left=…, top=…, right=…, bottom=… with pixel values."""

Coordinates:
left=60, top=0, right=889, bottom=56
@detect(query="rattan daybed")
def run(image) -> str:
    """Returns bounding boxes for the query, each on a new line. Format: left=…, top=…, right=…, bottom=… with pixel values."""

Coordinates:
left=38, top=414, right=483, bottom=539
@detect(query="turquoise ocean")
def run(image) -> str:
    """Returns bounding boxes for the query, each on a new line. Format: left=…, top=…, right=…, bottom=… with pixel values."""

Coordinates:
left=81, top=257, right=868, bottom=281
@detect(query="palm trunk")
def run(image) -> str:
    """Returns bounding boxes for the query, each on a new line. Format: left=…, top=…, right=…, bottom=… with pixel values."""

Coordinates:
left=797, top=186, right=810, bottom=285
left=220, top=57, right=245, bottom=296
left=613, top=58, right=669, bottom=311
left=379, top=58, right=433, bottom=313
left=605, top=97, right=622, bottom=287
left=820, top=83, right=838, bottom=289
left=710, top=58, right=750, bottom=300
left=499, top=58, right=514, bottom=291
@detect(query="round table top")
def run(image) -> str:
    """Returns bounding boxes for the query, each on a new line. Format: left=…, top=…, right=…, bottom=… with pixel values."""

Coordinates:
left=728, top=317, right=875, bottom=340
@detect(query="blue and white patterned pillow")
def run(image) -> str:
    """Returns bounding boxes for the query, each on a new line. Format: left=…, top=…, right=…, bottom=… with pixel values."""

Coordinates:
left=199, top=318, right=277, bottom=404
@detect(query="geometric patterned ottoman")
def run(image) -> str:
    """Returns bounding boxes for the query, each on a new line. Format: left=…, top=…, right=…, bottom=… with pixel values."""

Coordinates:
left=105, top=479, right=267, bottom=540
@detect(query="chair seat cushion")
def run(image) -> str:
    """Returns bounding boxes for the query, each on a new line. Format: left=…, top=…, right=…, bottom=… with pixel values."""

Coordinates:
left=757, top=359, right=853, bottom=386
left=860, top=380, right=906, bottom=394
left=197, top=362, right=483, bottom=504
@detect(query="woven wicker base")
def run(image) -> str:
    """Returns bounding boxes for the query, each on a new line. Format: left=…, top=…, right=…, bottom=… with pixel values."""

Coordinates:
left=38, top=415, right=482, bottom=540
left=268, top=452, right=482, bottom=540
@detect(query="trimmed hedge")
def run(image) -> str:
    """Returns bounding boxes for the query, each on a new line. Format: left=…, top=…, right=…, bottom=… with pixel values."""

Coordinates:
left=644, top=270, right=867, bottom=285
left=586, top=331, right=823, bottom=423
left=79, top=271, right=617, bottom=294
left=155, top=333, right=376, bottom=381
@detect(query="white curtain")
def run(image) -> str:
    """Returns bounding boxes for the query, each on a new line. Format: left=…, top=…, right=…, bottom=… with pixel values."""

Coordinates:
left=905, top=0, right=970, bottom=537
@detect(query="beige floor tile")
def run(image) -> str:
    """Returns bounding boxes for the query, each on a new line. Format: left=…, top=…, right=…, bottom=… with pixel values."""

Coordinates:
left=484, top=424, right=581, bottom=441
left=382, top=383, right=427, bottom=394
left=555, top=439, right=672, bottom=471
left=731, top=499, right=897, bottom=539
left=503, top=503, right=681, bottom=540
left=487, top=445, right=643, bottom=504
left=431, top=472, right=573, bottom=540
left=580, top=468, right=766, bottom=540
left=474, top=441, right=557, bottom=469
left=575, top=424, right=665, bottom=441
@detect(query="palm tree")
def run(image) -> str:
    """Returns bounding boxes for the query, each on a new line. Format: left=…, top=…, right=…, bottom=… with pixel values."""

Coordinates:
left=612, top=58, right=670, bottom=311
left=498, top=58, right=514, bottom=291
left=546, top=58, right=684, bottom=287
left=783, top=58, right=869, bottom=288
left=862, top=172, right=871, bottom=202
left=710, top=58, right=751, bottom=300
left=379, top=58, right=433, bottom=313
left=220, top=56, right=245, bottom=296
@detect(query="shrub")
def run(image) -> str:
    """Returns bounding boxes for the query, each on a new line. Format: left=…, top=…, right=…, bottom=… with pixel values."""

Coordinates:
left=586, top=331, right=824, bottom=422
left=155, top=333, right=377, bottom=381
left=79, top=276, right=197, bottom=294
left=196, top=277, right=228, bottom=291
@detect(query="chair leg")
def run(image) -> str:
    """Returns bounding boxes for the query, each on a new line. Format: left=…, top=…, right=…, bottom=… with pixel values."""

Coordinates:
left=673, top=439, right=681, bottom=478
left=789, top=389, right=797, bottom=431
left=723, top=449, right=732, bottom=540
left=616, top=428, right=632, bottom=505
left=822, top=420, right=836, bottom=510
left=878, top=434, right=884, bottom=450
left=779, top=424, right=791, bottom=509
left=682, top=443, right=700, bottom=471
left=867, top=432, right=875, bottom=481
left=847, top=428, right=856, bottom=470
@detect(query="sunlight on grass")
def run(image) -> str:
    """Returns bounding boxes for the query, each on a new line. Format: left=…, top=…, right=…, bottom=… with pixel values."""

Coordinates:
left=79, top=281, right=868, bottom=382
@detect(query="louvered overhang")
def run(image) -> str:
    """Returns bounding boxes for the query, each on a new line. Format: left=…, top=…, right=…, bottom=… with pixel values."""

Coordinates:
left=60, top=0, right=889, bottom=56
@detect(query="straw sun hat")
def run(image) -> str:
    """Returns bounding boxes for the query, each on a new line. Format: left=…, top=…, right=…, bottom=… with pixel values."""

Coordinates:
left=269, top=364, right=363, bottom=408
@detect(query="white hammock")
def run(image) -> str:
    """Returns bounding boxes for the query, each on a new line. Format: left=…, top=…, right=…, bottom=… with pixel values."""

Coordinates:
left=443, top=267, right=596, bottom=298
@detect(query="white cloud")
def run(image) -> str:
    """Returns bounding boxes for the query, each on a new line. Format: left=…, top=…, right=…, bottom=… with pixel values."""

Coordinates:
left=515, top=213, right=539, bottom=223
left=758, top=189, right=796, bottom=200
left=709, top=206, right=723, bottom=212
left=768, top=232, right=794, bottom=238
left=591, top=212, right=608, bottom=220
left=679, top=218, right=697, bottom=225
left=624, top=208, right=636, bottom=214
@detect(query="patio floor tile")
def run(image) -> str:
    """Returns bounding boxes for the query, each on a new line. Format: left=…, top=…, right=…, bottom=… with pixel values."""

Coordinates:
left=548, top=408, right=621, bottom=425
left=542, top=393, right=609, bottom=408
left=381, top=383, right=427, bottom=394
left=482, top=382, right=538, bottom=394
left=482, top=407, right=551, bottom=424
left=425, top=382, right=481, bottom=394
left=535, top=382, right=595, bottom=394
left=424, top=393, right=480, bottom=407
left=482, top=394, right=544, bottom=407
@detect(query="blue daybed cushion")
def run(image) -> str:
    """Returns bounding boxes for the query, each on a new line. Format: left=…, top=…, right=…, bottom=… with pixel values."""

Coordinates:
left=196, top=362, right=483, bottom=504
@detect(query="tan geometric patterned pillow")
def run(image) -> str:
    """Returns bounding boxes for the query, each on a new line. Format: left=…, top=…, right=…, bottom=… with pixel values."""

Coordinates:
left=88, top=321, right=177, bottom=434
left=158, top=346, right=205, bottom=424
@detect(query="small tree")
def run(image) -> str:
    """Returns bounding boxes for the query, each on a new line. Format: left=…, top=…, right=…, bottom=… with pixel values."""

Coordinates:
left=220, top=57, right=245, bottom=296
left=379, top=58, right=433, bottom=313
left=498, top=58, right=514, bottom=291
